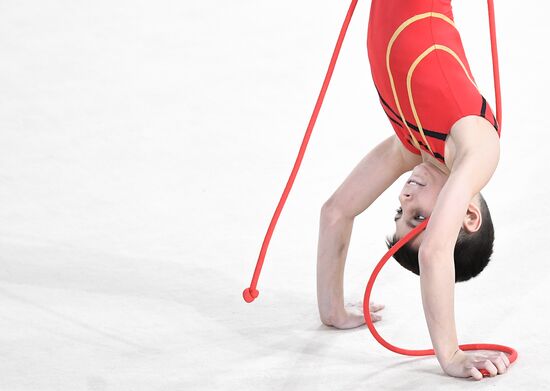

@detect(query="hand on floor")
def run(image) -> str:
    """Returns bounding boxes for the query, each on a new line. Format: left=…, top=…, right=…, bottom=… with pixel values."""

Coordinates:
left=442, top=349, right=510, bottom=380
left=330, top=301, right=385, bottom=330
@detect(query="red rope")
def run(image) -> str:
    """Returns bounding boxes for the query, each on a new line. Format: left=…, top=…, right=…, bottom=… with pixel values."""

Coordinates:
left=488, top=0, right=502, bottom=128
left=242, top=0, right=359, bottom=303
left=363, top=219, right=517, bottom=377
left=243, top=0, right=516, bottom=379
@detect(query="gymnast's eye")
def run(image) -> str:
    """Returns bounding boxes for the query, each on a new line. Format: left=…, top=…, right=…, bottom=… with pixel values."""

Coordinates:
left=415, top=214, right=426, bottom=221
left=394, top=207, right=402, bottom=221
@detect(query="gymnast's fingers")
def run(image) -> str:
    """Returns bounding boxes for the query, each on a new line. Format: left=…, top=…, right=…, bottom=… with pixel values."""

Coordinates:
left=490, top=352, right=510, bottom=370
left=491, top=356, right=507, bottom=374
left=477, top=359, right=498, bottom=377
left=499, top=352, right=510, bottom=367
left=469, top=367, right=483, bottom=381
left=369, top=302, right=385, bottom=312
left=370, top=312, right=382, bottom=322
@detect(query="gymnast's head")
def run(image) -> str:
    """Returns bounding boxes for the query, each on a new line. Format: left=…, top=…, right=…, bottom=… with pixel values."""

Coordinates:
left=386, top=162, right=494, bottom=282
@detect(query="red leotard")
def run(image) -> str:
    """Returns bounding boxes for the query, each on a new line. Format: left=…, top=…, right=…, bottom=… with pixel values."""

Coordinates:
left=367, top=0, right=500, bottom=163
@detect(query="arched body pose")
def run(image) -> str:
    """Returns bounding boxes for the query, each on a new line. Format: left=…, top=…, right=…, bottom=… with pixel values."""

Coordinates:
left=316, top=0, right=510, bottom=380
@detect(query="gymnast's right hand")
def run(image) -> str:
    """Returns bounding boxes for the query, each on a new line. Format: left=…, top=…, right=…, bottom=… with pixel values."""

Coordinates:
left=327, top=301, right=385, bottom=330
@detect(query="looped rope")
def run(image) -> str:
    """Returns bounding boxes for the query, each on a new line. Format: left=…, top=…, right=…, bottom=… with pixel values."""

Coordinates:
left=363, top=219, right=517, bottom=377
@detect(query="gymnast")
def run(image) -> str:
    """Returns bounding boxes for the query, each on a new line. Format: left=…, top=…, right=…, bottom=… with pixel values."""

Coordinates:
left=316, top=0, right=511, bottom=380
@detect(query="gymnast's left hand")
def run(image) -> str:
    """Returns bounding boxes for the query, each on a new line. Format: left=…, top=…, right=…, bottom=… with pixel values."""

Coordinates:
left=442, top=349, right=510, bottom=380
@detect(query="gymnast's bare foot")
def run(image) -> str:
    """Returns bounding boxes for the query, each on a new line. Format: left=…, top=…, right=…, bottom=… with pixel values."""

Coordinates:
left=328, top=301, right=385, bottom=330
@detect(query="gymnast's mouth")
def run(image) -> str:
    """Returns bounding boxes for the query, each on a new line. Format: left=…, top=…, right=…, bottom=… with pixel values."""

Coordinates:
left=407, top=179, right=425, bottom=186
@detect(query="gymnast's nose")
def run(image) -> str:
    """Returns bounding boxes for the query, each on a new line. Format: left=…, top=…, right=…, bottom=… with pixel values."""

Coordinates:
left=399, top=191, right=413, bottom=204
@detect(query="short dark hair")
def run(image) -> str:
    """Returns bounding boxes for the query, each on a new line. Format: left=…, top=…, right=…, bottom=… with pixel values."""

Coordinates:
left=385, top=194, right=494, bottom=283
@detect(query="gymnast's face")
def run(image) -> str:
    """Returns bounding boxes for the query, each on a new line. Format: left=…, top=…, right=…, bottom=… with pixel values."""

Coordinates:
left=394, top=162, right=448, bottom=249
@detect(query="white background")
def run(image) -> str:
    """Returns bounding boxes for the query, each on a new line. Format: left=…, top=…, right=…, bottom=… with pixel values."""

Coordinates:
left=0, top=0, right=548, bottom=390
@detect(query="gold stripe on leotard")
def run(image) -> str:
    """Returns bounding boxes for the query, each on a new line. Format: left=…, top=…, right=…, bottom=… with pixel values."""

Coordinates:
left=386, top=12, right=469, bottom=154
left=406, top=44, right=479, bottom=151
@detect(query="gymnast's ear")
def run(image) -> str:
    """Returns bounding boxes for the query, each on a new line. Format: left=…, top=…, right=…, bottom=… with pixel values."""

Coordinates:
left=463, top=199, right=482, bottom=233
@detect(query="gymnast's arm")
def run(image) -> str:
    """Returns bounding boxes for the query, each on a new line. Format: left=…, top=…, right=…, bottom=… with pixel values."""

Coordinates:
left=317, top=134, right=421, bottom=329
left=417, top=118, right=500, bottom=370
